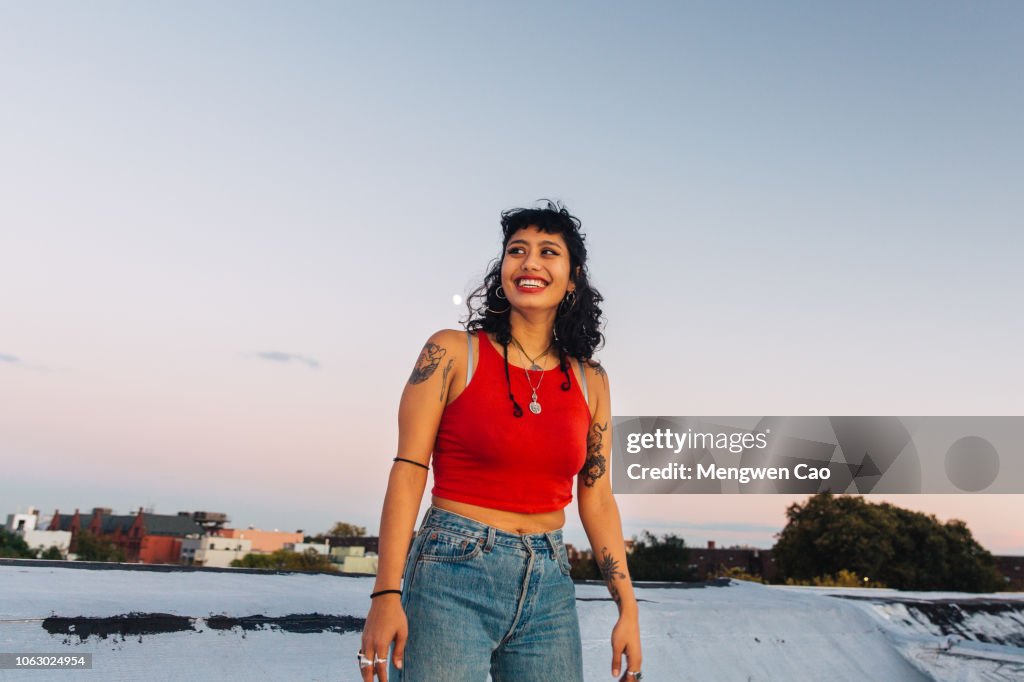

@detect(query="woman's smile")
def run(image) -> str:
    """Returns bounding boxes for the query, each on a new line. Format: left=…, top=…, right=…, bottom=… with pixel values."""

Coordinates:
left=514, top=276, right=549, bottom=293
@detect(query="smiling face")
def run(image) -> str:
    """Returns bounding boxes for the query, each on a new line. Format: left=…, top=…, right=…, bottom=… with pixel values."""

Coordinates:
left=501, top=226, right=576, bottom=313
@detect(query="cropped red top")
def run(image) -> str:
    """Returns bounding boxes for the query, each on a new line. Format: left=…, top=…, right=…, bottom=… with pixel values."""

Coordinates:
left=431, top=331, right=592, bottom=513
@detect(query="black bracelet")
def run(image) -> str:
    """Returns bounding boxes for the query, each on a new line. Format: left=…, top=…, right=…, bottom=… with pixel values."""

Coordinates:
left=370, top=589, right=403, bottom=599
left=393, top=456, right=430, bottom=470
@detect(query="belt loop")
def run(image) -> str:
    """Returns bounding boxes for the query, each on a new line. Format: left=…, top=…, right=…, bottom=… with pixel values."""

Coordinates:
left=544, top=531, right=559, bottom=557
left=483, top=526, right=496, bottom=553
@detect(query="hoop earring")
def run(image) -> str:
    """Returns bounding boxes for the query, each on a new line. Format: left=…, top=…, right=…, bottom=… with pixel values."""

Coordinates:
left=486, top=302, right=510, bottom=314
left=496, top=286, right=507, bottom=300
left=558, top=290, right=577, bottom=315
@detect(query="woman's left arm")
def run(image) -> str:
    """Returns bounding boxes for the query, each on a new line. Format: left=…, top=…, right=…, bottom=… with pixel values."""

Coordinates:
left=577, top=361, right=642, bottom=681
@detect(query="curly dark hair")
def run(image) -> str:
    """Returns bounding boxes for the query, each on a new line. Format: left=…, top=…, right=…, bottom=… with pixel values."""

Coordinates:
left=462, top=200, right=606, bottom=417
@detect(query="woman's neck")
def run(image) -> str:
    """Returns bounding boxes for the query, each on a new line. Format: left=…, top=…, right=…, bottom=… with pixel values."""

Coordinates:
left=507, top=310, right=556, bottom=357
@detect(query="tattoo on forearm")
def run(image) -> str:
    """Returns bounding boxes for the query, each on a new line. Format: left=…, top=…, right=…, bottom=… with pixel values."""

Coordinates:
left=580, top=421, right=608, bottom=487
left=409, top=343, right=447, bottom=385
left=599, top=546, right=626, bottom=605
left=440, top=358, right=454, bottom=401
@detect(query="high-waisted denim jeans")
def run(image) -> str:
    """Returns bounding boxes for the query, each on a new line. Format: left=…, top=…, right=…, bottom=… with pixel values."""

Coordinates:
left=389, top=506, right=584, bottom=681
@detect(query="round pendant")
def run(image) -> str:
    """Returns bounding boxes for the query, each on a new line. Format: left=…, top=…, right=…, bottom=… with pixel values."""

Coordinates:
left=529, top=401, right=542, bottom=414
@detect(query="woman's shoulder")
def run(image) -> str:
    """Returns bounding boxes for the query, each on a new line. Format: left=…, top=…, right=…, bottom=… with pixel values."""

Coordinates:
left=579, top=358, right=610, bottom=407
left=565, top=356, right=609, bottom=411
left=418, top=328, right=476, bottom=363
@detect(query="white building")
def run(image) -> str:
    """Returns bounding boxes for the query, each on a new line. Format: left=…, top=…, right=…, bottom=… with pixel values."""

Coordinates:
left=4, top=507, right=71, bottom=557
left=6, top=508, right=40, bottom=533
left=181, top=535, right=253, bottom=568
left=286, top=542, right=329, bottom=555
left=341, top=554, right=378, bottom=574
left=328, top=546, right=377, bottom=574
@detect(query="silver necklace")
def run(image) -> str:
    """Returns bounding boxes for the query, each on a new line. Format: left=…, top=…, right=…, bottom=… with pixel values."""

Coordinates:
left=512, top=338, right=551, bottom=415
left=524, top=362, right=546, bottom=414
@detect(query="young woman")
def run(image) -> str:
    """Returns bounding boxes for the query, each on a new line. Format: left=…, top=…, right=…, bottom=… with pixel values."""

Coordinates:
left=359, top=201, right=642, bottom=681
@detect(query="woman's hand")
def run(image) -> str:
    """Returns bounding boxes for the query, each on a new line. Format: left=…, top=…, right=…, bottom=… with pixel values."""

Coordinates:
left=611, top=611, right=642, bottom=681
left=360, top=595, right=408, bottom=681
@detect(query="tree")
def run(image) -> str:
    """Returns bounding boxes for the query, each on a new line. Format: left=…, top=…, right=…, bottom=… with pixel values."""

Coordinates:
left=305, top=521, right=367, bottom=543
left=784, top=569, right=884, bottom=588
left=328, top=522, right=367, bottom=537
left=0, top=528, right=36, bottom=558
left=773, top=493, right=1002, bottom=592
left=715, top=566, right=765, bottom=583
left=40, top=546, right=64, bottom=560
left=73, top=531, right=127, bottom=562
left=231, top=548, right=337, bottom=572
left=626, top=532, right=693, bottom=582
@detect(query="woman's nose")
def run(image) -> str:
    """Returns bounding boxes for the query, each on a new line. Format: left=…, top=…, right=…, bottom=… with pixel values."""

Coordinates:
left=521, top=253, right=542, bottom=271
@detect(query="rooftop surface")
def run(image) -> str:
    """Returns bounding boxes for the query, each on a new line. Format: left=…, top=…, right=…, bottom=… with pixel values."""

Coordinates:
left=1, top=562, right=1022, bottom=681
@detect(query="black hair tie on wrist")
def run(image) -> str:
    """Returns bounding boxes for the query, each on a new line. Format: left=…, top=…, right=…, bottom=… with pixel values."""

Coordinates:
left=393, top=456, right=429, bottom=470
left=370, top=589, right=403, bottom=599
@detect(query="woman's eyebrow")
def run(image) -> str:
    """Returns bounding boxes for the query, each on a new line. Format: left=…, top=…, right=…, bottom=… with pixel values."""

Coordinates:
left=507, top=239, right=563, bottom=248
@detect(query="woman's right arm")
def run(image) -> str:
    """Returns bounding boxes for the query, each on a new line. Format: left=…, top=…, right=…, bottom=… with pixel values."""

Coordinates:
left=360, top=329, right=461, bottom=681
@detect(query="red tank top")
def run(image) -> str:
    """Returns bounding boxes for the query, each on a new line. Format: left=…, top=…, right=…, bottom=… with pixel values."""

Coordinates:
left=432, top=331, right=592, bottom=513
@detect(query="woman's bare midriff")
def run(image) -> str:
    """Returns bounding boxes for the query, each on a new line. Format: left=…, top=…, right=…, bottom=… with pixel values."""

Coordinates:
left=431, top=496, right=565, bottom=535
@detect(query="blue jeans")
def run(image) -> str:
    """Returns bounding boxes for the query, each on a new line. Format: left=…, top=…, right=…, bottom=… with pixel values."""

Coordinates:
left=389, top=506, right=583, bottom=681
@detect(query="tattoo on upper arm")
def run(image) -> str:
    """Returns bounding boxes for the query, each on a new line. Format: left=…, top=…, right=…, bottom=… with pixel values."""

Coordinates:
left=590, top=361, right=607, bottom=382
left=580, top=421, right=608, bottom=487
left=599, top=546, right=626, bottom=605
left=440, top=358, right=454, bottom=401
left=409, top=343, right=447, bottom=385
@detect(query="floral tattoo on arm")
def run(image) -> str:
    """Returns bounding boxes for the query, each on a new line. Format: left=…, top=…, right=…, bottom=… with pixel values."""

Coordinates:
left=408, top=343, right=447, bottom=385
left=599, top=546, right=626, bottom=605
left=580, top=421, right=608, bottom=487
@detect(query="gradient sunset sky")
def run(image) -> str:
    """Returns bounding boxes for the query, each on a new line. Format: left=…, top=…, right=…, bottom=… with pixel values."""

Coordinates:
left=2, top=2, right=1022, bottom=553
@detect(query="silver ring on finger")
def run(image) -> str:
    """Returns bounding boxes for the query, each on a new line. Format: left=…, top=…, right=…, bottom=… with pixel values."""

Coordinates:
left=357, top=651, right=373, bottom=669
left=374, top=656, right=387, bottom=665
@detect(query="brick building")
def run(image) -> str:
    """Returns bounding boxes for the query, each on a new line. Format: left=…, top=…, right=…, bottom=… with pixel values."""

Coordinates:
left=995, top=555, right=1024, bottom=591
left=48, top=507, right=203, bottom=564
left=218, top=527, right=303, bottom=553
left=687, top=541, right=777, bottom=582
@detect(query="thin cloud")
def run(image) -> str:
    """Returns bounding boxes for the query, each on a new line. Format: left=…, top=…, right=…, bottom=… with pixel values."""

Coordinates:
left=256, top=351, right=320, bottom=369
left=0, top=352, right=59, bottom=373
